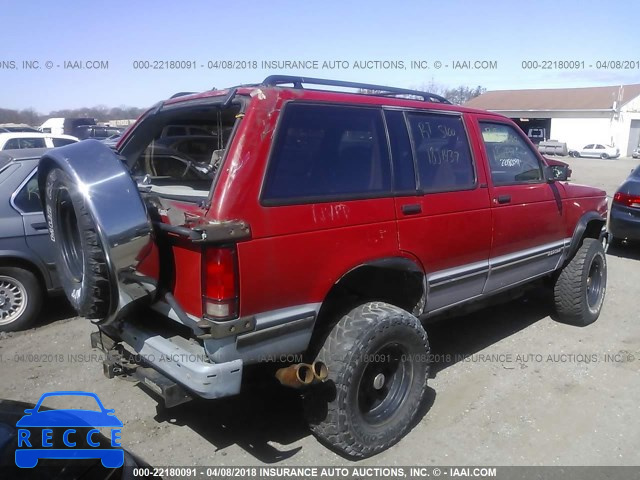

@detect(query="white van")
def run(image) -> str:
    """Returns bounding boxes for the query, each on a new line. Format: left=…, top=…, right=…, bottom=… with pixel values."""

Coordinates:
left=39, top=117, right=97, bottom=136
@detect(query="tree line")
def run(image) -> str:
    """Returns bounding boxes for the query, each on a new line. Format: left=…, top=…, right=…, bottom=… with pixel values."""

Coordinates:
left=0, top=106, right=147, bottom=126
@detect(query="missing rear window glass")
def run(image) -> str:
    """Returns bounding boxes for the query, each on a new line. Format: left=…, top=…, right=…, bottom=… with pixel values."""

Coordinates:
left=123, top=103, right=241, bottom=201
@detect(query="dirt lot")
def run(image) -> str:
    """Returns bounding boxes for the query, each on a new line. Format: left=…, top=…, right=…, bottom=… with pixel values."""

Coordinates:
left=1, top=156, right=639, bottom=467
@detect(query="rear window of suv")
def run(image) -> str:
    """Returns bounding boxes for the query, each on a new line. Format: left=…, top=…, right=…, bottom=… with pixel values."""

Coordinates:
left=262, top=103, right=391, bottom=204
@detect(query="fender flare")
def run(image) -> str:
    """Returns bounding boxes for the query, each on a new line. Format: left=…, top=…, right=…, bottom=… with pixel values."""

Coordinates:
left=566, top=211, right=606, bottom=261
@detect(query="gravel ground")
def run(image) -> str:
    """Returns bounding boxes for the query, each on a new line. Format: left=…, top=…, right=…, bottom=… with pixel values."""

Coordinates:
left=1, top=155, right=639, bottom=468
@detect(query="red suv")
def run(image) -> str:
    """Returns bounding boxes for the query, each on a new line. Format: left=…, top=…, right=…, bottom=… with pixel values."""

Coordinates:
left=38, top=76, right=609, bottom=458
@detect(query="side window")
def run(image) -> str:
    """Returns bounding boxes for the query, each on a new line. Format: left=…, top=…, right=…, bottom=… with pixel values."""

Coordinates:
left=384, top=110, right=416, bottom=192
left=480, top=122, right=543, bottom=184
left=12, top=171, right=42, bottom=213
left=406, top=113, right=475, bottom=192
left=595, top=144, right=604, bottom=149
left=584, top=144, right=594, bottom=149
left=20, top=138, right=46, bottom=149
left=52, top=137, right=76, bottom=147
left=3, top=138, right=20, bottom=150
left=263, top=103, right=391, bottom=203
left=165, top=126, right=186, bottom=137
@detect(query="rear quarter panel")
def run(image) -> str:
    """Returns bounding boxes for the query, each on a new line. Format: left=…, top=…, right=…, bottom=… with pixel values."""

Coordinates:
left=209, top=90, right=406, bottom=316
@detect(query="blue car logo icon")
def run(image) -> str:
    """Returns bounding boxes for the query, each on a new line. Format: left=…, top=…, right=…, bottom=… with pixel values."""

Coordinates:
left=15, top=391, right=124, bottom=468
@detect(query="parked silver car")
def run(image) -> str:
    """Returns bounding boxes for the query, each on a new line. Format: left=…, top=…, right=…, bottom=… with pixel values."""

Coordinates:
left=569, top=144, right=620, bottom=159
left=0, top=149, right=60, bottom=331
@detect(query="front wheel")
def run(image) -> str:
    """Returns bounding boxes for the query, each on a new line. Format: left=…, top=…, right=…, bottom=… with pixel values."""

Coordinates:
left=553, top=238, right=607, bottom=326
left=600, top=153, right=609, bottom=159
left=304, top=302, right=430, bottom=458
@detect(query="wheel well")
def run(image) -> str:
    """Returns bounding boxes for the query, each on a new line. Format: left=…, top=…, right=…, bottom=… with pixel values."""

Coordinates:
left=565, top=217, right=606, bottom=266
left=0, top=257, right=47, bottom=292
left=306, top=264, right=424, bottom=359
left=583, top=219, right=605, bottom=241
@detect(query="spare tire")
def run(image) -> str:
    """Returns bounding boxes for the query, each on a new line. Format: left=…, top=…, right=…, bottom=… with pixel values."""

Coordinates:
left=39, top=140, right=159, bottom=325
left=44, top=167, right=110, bottom=319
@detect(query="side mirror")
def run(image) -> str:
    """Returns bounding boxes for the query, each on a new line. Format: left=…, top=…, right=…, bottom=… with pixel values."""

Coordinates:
left=545, top=165, right=569, bottom=182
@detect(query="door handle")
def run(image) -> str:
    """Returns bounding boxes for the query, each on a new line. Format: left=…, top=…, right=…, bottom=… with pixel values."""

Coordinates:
left=401, top=204, right=422, bottom=215
left=496, top=195, right=511, bottom=204
left=30, top=222, right=48, bottom=231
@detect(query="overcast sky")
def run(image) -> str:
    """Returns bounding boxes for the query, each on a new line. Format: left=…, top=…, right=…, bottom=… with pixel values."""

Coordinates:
left=1, top=0, right=638, bottom=112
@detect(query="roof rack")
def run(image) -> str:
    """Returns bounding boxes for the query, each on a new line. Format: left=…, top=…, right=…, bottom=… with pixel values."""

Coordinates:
left=261, top=75, right=451, bottom=104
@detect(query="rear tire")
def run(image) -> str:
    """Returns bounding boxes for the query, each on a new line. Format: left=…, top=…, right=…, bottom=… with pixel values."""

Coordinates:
left=553, top=239, right=606, bottom=326
left=43, top=167, right=110, bottom=320
left=304, top=302, right=429, bottom=458
left=0, top=267, right=43, bottom=332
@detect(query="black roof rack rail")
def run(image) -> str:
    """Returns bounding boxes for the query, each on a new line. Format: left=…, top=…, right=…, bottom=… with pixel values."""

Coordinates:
left=261, top=75, right=451, bottom=104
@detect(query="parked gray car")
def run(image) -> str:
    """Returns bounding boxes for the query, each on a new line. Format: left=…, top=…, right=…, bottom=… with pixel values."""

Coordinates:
left=0, top=148, right=59, bottom=331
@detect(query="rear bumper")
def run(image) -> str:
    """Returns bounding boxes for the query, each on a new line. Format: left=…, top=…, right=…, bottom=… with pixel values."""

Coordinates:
left=609, top=205, right=640, bottom=241
left=107, top=321, right=243, bottom=400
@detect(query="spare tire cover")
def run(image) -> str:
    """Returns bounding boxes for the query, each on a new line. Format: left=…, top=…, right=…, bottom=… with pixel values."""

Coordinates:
left=38, top=140, right=159, bottom=324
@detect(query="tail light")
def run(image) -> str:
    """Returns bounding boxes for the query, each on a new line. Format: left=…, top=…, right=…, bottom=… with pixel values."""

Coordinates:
left=202, top=247, right=238, bottom=320
left=613, top=192, right=640, bottom=208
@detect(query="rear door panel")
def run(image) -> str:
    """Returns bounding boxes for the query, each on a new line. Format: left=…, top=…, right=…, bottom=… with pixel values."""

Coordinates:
left=392, top=111, right=492, bottom=313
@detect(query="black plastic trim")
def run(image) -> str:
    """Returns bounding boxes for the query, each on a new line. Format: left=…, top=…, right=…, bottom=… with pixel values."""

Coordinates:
left=235, top=313, right=315, bottom=348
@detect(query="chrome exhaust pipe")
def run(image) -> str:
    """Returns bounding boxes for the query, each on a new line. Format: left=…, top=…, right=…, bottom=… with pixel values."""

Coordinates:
left=311, top=361, right=328, bottom=383
left=275, top=363, right=314, bottom=389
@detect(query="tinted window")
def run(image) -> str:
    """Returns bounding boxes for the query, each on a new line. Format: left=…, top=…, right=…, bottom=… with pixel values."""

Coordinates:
left=263, top=104, right=391, bottom=202
left=480, top=122, right=543, bottom=184
left=3, top=138, right=20, bottom=149
left=406, top=113, right=475, bottom=192
left=52, top=137, right=76, bottom=147
left=3, top=138, right=46, bottom=149
left=12, top=171, right=41, bottom=213
left=92, top=127, right=108, bottom=138
left=385, top=110, right=416, bottom=192
left=595, top=144, right=604, bottom=149
left=584, top=144, right=594, bottom=149
left=166, top=126, right=186, bottom=136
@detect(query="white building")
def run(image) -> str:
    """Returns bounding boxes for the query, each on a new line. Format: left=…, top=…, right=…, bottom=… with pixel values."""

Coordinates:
left=465, top=84, right=640, bottom=156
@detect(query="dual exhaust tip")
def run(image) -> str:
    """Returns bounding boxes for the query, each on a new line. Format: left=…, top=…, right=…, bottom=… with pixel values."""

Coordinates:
left=275, top=361, right=328, bottom=389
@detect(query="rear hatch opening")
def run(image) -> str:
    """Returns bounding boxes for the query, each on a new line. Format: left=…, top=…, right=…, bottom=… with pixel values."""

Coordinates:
left=119, top=98, right=244, bottom=204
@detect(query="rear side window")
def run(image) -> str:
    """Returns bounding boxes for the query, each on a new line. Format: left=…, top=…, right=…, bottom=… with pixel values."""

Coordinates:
left=52, top=137, right=76, bottom=147
left=3, top=139, right=20, bottom=150
left=3, top=137, right=46, bottom=150
left=406, top=113, right=475, bottom=192
left=480, top=122, right=543, bottom=184
left=12, top=171, right=41, bottom=213
left=262, top=103, right=391, bottom=203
